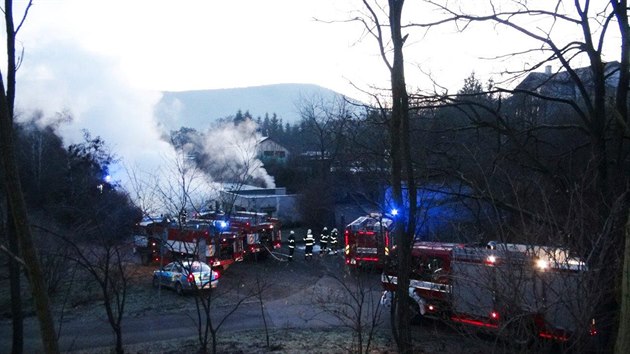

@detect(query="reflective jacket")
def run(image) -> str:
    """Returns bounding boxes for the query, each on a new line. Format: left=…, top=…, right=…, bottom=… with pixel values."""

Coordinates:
left=330, top=229, right=338, bottom=244
left=288, top=234, right=296, bottom=249
left=304, top=232, right=315, bottom=246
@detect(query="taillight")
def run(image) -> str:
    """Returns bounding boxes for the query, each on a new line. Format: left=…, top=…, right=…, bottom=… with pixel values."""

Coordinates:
left=590, top=318, right=598, bottom=336
left=187, top=273, right=195, bottom=283
left=490, top=311, right=500, bottom=321
left=214, top=271, right=220, bottom=280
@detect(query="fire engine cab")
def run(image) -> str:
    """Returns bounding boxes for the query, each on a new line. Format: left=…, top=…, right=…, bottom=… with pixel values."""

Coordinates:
left=344, top=213, right=393, bottom=267
left=381, top=241, right=596, bottom=344
left=133, top=217, right=166, bottom=265
left=230, top=211, right=282, bottom=258
left=164, top=220, right=244, bottom=269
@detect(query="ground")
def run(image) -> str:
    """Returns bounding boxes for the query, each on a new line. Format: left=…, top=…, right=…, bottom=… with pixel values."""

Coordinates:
left=0, top=232, right=495, bottom=353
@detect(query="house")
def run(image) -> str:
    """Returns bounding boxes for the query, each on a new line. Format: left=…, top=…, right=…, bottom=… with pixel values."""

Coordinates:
left=514, top=62, right=620, bottom=100
left=219, top=185, right=300, bottom=224
left=257, top=137, right=289, bottom=164
left=508, top=62, right=621, bottom=126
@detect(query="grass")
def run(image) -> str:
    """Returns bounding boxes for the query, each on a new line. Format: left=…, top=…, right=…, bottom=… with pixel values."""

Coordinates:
left=65, top=327, right=399, bottom=354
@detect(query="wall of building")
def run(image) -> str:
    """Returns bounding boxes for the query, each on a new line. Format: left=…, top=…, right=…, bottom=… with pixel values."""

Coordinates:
left=220, top=187, right=301, bottom=224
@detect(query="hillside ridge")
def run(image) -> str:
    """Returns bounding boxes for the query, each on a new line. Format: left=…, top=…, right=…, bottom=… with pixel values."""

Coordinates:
left=154, top=83, right=345, bottom=131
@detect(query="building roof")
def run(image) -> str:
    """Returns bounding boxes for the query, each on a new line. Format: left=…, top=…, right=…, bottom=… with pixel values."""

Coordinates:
left=515, top=61, right=620, bottom=98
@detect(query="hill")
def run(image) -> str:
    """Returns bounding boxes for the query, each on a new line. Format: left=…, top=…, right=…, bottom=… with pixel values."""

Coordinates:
left=154, top=83, right=346, bottom=131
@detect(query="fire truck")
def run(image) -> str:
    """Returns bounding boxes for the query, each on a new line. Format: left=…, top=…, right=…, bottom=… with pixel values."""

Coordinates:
left=134, top=215, right=245, bottom=269
left=229, top=211, right=282, bottom=258
left=381, top=241, right=597, bottom=344
left=164, top=220, right=245, bottom=269
left=133, top=217, right=166, bottom=265
left=344, top=213, right=394, bottom=267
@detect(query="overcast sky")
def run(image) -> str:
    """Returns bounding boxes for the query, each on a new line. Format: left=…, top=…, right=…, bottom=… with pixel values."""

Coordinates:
left=3, top=0, right=621, bottom=190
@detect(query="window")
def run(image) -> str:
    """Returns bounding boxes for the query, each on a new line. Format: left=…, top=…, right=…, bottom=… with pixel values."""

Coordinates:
left=412, top=256, right=445, bottom=281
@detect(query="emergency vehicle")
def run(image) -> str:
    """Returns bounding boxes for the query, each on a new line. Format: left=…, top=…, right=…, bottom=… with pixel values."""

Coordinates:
left=229, top=211, right=282, bottom=258
left=134, top=215, right=245, bottom=269
left=344, top=213, right=393, bottom=267
left=381, top=241, right=597, bottom=344
left=164, top=220, right=244, bottom=269
left=133, top=217, right=166, bottom=265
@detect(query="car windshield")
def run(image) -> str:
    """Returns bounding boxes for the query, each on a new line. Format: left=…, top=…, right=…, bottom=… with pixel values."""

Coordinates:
left=190, top=262, right=211, bottom=273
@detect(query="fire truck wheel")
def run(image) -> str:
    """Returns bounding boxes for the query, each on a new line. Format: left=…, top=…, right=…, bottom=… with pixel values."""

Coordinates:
left=175, top=282, right=184, bottom=296
left=395, top=295, right=422, bottom=324
left=507, top=317, right=535, bottom=347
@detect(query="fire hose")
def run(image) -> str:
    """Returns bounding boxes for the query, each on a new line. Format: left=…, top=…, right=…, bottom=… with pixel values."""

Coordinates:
left=262, top=243, right=289, bottom=262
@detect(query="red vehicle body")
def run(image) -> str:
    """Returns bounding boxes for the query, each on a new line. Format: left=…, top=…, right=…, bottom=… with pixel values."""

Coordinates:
left=133, top=217, right=245, bottom=269
left=381, top=241, right=597, bottom=343
left=230, top=211, right=282, bottom=257
left=195, top=210, right=282, bottom=258
left=164, top=221, right=244, bottom=269
left=344, top=214, right=393, bottom=268
left=133, top=218, right=166, bottom=265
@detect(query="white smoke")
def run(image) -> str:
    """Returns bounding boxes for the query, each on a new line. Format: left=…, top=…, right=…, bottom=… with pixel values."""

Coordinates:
left=14, top=39, right=275, bottom=215
left=15, top=40, right=175, bottom=191
left=198, top=119, right=276, bottom=189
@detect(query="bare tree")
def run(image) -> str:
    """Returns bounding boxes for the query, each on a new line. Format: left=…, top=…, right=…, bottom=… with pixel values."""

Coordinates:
left=253, top=275, right=274, bottom=349
left=296, top=94, right=356, bottom=228
left=156, top=144, right=213, bottom=221
left=406, top=1, right=629, bottom=351
left=349, top=1, right=417, bottom=352
left=60, top=228, right=131, bottom=354
left=184, top=240, right=258, bottom=351
left=297, top=94, right=353, bottom=178
left=314, top=268, right=385, bottom=354
left=0, top=0, right=59, bottom=352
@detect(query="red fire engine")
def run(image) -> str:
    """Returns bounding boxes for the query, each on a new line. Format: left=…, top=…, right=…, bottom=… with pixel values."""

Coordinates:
left=381, top=241, right=597, bottom=344
left=229, top=211, right=282, bottom=258
left=164, top=220, right=245, bottom=269
left=133, top=218, right=166, bottom=265
left=344, top=213, right=393, bottom=267
left=134, top=216, right=245, bottom=269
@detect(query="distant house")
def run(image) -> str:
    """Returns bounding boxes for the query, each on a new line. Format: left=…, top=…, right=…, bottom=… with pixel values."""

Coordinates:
left=219, top=185, right=300, bottom=224
left=257, top=137, right=289, bottom=164
left=508, top=62, right=621, bottom=126
left=514, top=62, right=620, bottom=100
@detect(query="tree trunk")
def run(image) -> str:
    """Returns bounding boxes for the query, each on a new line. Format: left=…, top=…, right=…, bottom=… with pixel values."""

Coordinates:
left=7, top=203, right=23, bottom=354
left=0, top=1, right=59, bottom=352
left=615, top=209, right=630, bottom=353
left=0, top=79, right=59, bottom=353
left=388, top=1, right=413, bottom=353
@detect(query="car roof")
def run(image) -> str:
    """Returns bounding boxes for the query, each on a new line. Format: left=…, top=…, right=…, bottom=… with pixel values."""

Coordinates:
left=167, top=260, right=206, bottom=267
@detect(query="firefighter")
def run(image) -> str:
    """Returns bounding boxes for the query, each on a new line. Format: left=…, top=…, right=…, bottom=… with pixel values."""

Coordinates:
left=329, top=228, right=339, bottom=254
left=288, top=230, right=296, bottom=261
left=320, top=227, right=329, bottom=255
left=304, top=229, right=315, bottom=260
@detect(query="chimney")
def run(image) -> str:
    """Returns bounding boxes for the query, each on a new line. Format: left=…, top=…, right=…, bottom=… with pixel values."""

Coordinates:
left=545, top=65, right=552, bottom=75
